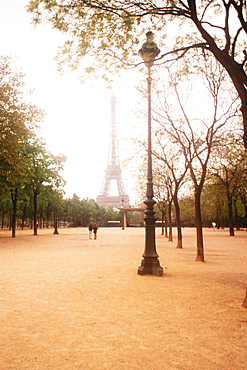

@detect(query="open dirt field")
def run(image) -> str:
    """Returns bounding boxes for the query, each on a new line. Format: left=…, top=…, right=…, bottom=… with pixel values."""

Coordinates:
left=0, top=227, right=246, bottom=370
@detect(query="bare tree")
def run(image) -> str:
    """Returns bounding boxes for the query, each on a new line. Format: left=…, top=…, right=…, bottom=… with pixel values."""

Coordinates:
left=167, top=178, right=173, bottom=242
left=154, top=177, right=169, bottom=237
left=211, top=136, right=247, bottom=236
left=235, top=155, right=247, bottom=231
left=152, top=56, right=239, bottom=261
left=152, top=135, right=189, bottom=248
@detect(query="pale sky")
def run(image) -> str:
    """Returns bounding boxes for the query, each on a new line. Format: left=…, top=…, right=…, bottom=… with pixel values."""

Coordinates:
left=0, top=0, right=140, bottom=204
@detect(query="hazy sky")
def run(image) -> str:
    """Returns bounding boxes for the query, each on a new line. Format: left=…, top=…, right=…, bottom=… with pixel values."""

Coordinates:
left=0, top=0, right=140, bottom=204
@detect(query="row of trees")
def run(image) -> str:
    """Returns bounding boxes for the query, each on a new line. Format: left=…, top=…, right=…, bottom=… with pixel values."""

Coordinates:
left=0, top=55, right=66, bottom=237
left=1, top=54, right=246, bottom=245
left=26, top=0, right=247, bottom=262
left=0, top=191, right=128, bottom=231
left=153, top=173, right=246, bottom=235
left=131, top=51, right=247, bottom=263
left=0, top=56, right=133, bottom=235
left=1, top=178, right=245, bottom=233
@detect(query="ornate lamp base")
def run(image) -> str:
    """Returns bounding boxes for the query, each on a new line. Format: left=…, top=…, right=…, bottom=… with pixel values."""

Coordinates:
left=138, top=258, right=163, bottom=276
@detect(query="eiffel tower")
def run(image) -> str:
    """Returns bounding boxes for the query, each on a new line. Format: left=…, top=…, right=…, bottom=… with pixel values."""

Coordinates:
left=96, top=94, right=130, bottom=208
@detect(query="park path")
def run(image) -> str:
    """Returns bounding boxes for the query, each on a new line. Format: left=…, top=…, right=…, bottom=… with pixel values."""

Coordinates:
left=0, top=227, right=246, bottom=369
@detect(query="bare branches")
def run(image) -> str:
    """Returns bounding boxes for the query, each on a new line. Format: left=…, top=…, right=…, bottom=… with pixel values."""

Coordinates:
left=229, top=0, right=247, bottom=33
left=27, top=0, right=247, bottom=147
left=150, top=52, right=240, bottom=260
left=153, top=51, right=240, bottom=192
left=155, top=43, right=209, bottom=66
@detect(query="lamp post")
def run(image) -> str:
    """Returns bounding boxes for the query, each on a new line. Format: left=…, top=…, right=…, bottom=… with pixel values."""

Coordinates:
left=121, top=198, right=125, bottom=230
left=137, top=31, right=163, bottom=276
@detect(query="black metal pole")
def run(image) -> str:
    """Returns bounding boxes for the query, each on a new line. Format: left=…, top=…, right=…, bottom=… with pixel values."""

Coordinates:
left=122, top=198, right=124, bottom=229
left=138, top=67, right=163, bottom=276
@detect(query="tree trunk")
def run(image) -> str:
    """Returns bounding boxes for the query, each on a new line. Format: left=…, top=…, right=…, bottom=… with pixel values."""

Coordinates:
left=33, top=190, right=38, bottom=236
left=245, top=204, right=247, bottom=231
left=192, top=12, right=247, bottom=149
left=11, top=189, right=18, bottom=238
left=242, top=285, right=247, bottom=308
left=1, top=211, right=4, bottom=229
left=195, top=189, right=204, bottom=262
left=228, top=196, right=235, bottom=236
left=173, top=193, right=183, bottom=248
left=53, top=211, right=59, bottom=234
left=216, top=204, right=221, bottom=229
left=234, top=199, right=240, bottom=230
left=161, top=209, right=165, bottom=235
left=168, top=200, right=173, bottom=242
left=21, top=205, right=26, bottom=230
left=240, top=94, right=247, bottom=150
left=165, top=206, right=168, bottom=238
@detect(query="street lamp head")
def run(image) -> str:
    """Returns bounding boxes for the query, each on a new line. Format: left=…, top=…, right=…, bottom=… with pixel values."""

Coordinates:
left=138, top=31, right=160, bottom=68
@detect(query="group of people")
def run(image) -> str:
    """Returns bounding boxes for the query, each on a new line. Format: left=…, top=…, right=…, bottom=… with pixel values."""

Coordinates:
left=88, top=222, right=98, bottom=240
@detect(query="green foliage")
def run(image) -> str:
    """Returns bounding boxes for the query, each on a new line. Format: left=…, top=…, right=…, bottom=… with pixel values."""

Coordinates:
left=27, top=0, right=247, bottom=148
left=25, top=138, right=66, bottom=195
left=61, top=195, right=123, bottom=227
left=0, top=193, right=12, bottom=227
left=0, top=56, right=67, bottom=234
left=0, top=56, right=45, bottom=191
left=27, top=0, right=247, bottom=77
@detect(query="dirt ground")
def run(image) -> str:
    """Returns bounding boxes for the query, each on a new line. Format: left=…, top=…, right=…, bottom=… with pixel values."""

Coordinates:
left=0, top=226, right=246, bottom=370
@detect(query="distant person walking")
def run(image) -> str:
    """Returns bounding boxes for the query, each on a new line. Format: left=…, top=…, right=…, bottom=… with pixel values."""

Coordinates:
left=93, top=223, right=98, bottom=240
left=89, top=222, right=94, bottom=240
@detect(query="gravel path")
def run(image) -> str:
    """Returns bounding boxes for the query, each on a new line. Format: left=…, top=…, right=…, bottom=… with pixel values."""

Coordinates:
left=0, top=227, right=246, bottom=369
